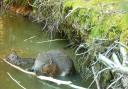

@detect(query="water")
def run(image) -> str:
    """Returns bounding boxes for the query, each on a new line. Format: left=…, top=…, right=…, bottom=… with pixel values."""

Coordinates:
left=0, top=12, right=87, bottom=89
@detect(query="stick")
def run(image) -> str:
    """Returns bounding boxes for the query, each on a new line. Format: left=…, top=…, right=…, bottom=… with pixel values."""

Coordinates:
left=35, top=39, right=66, bottom=44
left=106, top=75, right=123, bottom=89
left=92, top=66, right=101, bottom=89
left=98, top=54, right=117, bottom=68
left=7, top=72, right=26, bottom=89
left=24, top=36, right=36, bottom=42
left=2, top=58, right=87, bottom=89
left=115, top=41, right=128, bottom=50
left=88, top=67, right=110, bottom=88
left=65, top=7, right=81, bottom=19
left=98, top=54, right=128, bottom=75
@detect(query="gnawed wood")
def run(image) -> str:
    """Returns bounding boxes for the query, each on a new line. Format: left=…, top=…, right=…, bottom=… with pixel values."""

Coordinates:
left=2, top=58, right=87, bottom=89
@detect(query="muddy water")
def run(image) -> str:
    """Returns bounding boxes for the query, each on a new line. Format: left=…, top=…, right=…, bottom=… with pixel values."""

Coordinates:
left=0, top=12, right=87, bottom=89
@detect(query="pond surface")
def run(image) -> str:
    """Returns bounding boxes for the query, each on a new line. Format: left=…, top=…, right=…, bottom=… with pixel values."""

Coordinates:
left=0, top=12, right=88, bottom=89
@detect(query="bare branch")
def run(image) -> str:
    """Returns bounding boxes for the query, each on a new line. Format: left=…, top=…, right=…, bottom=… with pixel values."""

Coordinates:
left=106, top=75, right=123, bottom=89
left=7, top=72, right=26, bottom=89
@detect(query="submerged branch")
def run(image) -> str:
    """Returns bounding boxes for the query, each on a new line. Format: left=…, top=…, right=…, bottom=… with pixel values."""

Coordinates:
left=7, top=72, right=26, bottom=89
left=35, top=39, right=66, bottom=44
left=24, top=36, right=37, bottom=42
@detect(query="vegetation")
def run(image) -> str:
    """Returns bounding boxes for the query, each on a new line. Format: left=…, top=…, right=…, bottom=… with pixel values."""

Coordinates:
left=3, top=0, right=128, bottom=89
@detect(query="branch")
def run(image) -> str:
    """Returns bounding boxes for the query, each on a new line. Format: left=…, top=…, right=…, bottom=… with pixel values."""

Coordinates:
left=3, top=59, right=36, bottom=75
left=120, top=46, right=127, bottom=66
left=2, top=58, right=87, bottom=89
left=92, top=66, right=101, bottom=89
left=7, top=72, right=26, bottom=89
left=24, top=36, right=36, bottom=42
left=35, top=39, right=66, bottom=44
left=98, top=54, right=128, bottom=75
left=98, top=54, right=117, bottom=68
left=112, top=53, right=121, bottom=66
left=115, top=41, right=128, bottom=50
left=88, top=67, right=110, bottom=88
left=106, top=75, right=123, bottom=89
left=65, top=7, right=81, bottom=19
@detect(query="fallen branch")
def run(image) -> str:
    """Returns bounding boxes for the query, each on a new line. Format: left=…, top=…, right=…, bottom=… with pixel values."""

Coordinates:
left=2, top=58, right=87, bottom=89
left=7, top=72, right=26, bottom=89
left=98, top=54, right=128, bottom=75
left=88, top=67, right=110, bottom=88
left=37, top=76, right=71, bottom=85
left=112, top=53, right=121, bottom=66
left=106, top=75, right=123, bottom=89
left=98, top=54, right=117, bottom=68
left=92, top=66, right=101, bottom=89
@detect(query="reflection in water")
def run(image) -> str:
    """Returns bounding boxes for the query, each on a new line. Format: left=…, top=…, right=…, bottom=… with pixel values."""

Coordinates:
left=0, top=17, right=4, bottom=45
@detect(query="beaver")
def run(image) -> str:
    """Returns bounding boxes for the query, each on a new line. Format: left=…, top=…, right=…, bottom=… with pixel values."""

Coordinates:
left=6, top=51, right=26, bottom=65
left=31, top=50, right=75, bottom=76
left=42, top=64, right=60, bottom=77
left=6, top=50, right=34, bottom=66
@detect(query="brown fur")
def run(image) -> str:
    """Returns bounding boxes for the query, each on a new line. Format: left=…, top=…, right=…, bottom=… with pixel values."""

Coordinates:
left=42, top=64, right=60, bottom=77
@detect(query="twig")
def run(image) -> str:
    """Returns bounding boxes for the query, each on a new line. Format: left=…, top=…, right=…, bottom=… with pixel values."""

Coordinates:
left=106, top=75, right=123, bottom=89
left=7, top=72, right=26, bottom=89
left=88, top=67, right=110, bottom=88
left=35, top=39, right=66, bottom=44
left=115, top=41, right=128, bottom=50
left=24, top=36, right=36, bottom=42
left=92, top=66, right=101, bottom=89
left=104, top=43, right=117, bottom=56
left=65, top=7, right=81, bottom=19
